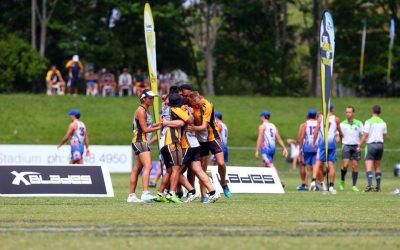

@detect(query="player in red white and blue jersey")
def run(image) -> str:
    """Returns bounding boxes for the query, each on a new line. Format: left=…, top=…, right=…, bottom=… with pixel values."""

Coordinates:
left=310, top=103, right=343, bottom=194
left=297, top=109, right=318, bottom=191
left=255, top=110, right=288, bottom=186
left=57, top=108, right=90, bottom=164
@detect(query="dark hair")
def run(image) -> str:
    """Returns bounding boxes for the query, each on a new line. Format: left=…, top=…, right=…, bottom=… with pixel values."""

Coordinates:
left=180, top=84, right=192, bottom=91
left=75, top=114, right=80, bottom=119
left=372, top=105, right=381, bottom=114
left=169, top=86, right=180, bottom=94
left=346, top=106, right=355, bottom=112
left=307, top=113, right=316, bottom=119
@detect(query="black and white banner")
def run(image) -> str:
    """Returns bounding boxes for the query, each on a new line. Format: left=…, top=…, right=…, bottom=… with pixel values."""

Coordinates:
left=0, top=165, right=114, bottom=197
left=207, top=166, right=285, bottom=194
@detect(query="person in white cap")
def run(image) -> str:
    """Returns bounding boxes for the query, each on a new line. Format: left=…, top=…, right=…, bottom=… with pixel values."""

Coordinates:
left=65, top=55, right=83, bottom=96
left=127, top=89, right=161, bottom=203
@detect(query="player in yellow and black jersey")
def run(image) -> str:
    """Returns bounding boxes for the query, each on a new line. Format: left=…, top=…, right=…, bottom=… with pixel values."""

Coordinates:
left=186, top=91, right=231, bottom=199
left=127, top=89, right=161, bottom=203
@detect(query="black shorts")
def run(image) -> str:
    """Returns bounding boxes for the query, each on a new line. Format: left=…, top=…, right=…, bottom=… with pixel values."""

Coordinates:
left=160, top=143, right=183, bottom=168
left=342, top=145, right=361, bottom=161
left=182, top=147, right=201, bottom=166
left=199, top=139, right=223, bottom=157
left=70, top=78, right=79, bottom=87
left=365, top=143, right=384, bottom=161
left=131, top=142, right=150, bottom=155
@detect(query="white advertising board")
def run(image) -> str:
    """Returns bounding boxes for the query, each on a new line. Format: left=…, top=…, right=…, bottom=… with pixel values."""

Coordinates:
left=206, top=166, right=285, bottom=194
left=0, top=145, right=132, bottom=173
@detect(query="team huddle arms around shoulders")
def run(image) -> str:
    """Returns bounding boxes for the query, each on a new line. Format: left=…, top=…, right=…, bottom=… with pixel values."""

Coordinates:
left=127, top=84, right=230, bottom=204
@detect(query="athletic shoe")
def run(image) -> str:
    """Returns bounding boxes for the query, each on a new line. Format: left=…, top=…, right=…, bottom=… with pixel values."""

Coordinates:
left=328, top=186, right=337, bottom=195
left=339, top=180, right=345, bottom=191
left=320, top=182, right=328, bottom=192
left=201, top=197, right=209, bottom=203
left=297, top=184, right=307, bottom=191
left=127, top=193, right=144, bottom=203
left=141, top=191, right=156, bottom=203
left=222, top=186, right=231, bottom=198
left=352, top=186, right=360, bottom=192
left=207, top=192, right=220, bottom=203
left=154, top=194, right=169, bottom=203
left=184, top=193, right=198, bottom=203
left=374, top=187, right=381, bottom=192
left=309, top=181, right=316, bottom=191
left=167, top=194, right=182, bottom=204
left=364, top=186, right=373, bottom=192
left=390, top=188, right=400, bottom=195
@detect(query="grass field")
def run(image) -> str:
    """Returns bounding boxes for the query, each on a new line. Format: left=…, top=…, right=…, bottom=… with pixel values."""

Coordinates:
left=1, top=173, right=400, bottom=250
left=1, top=94, right=400, bottom=249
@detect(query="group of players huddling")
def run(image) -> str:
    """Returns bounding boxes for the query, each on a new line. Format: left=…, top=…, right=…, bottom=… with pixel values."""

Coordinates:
left=127, top=85, right=231, bottom=203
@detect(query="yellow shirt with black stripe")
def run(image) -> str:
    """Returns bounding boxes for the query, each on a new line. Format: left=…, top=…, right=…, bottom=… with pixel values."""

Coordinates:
left=201, top=98, right=220, bottom=142
left=46, top=70, right=63, bottom=82
left=159, top=106, right=188, bottom=148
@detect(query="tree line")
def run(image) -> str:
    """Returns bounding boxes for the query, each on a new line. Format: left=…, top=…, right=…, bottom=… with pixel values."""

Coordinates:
left=0, top=0, right=399, bottom=96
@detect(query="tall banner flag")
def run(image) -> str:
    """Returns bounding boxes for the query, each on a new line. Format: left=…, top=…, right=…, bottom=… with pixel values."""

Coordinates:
left=144, top=3, right=160, bottom=146
left=320, top=11, right=335, bottom=161
left=359, top=19, right=367, bottom=85
left=387, top=18, right=395, bottom=83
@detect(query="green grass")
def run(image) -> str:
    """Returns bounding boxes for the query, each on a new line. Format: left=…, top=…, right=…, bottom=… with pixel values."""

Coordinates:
left=1, top=173, right=400, bottom=249
left=1, top=94, right=400, bottom=249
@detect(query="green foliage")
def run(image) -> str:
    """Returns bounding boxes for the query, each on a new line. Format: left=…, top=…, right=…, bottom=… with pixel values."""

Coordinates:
left=0, top=31, right=47, bottom=93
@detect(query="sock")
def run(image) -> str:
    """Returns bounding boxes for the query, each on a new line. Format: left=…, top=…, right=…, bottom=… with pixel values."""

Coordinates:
left=329, top=182, right=334, bottom=187
left=375, top=172, right=382, bottom=189
left=209, top=190, right=216, bottom=196
left=176, top=191, right=183, bottom=199
left=312, top=178, right=316, bottom=182
left=189, top=189, right=196, bottom=195
left=366, top=171, right=373, bottom=187
left=352, top=171, right=358, bottom=186
left=222, top=184, right=228, bottom=189
left=341, top=168, right=347, bottom=181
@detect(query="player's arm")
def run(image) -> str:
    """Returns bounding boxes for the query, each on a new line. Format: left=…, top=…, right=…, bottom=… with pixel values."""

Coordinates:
left=137, top=109, right=161, bottom=133
left=46, top=71, right=51, bottom=82
left=297, top=123, right=306, bottom=162
left=148, top=135, right=158, bottom=145
left=255, top=124, right=265, bottom=159
left=312, top=117, right=321, bottom=148
left=276, top=129, right=288, bottom=158
left=358, top=121, right=369, bottom=151
left=56, top=70, right=65, bottom=82
left=162, top=119, right=185, bottom=127
left=84, top=128, right=90, bottom=155
left=335, top=117, right=343, bottom=139
left=57, top=123, right=76, bottom=149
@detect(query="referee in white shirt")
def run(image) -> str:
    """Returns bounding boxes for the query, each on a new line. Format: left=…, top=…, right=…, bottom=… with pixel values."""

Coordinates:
left=339, top=106, right=363, bottom=192
left=359, top=105, right=387, bottom=192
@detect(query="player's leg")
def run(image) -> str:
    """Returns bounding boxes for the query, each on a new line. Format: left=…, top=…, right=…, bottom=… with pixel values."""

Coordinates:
left=127, top=156, right=144, bottom=202
left=351, top=158, right=359, bottom=192
left=374, top=160, right=382, bottom=192
left=364, top=143, right=375, bottom=192
left=340, top=156, right=350, bottom=190
left=138, top=151, right=155, bottom=201
left=191, top=160, right=219, bottom=203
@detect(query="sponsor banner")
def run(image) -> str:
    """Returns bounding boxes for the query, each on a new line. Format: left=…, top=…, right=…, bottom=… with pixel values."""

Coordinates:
left=206, top=166, right=284, bottom=194
left=0, top=165, right=114, bottom=197
left=0, top=145, right=132, bottom=173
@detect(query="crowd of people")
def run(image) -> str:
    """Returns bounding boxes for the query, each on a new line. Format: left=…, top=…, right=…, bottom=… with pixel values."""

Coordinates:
left=45, top=55, right=173, bottom=97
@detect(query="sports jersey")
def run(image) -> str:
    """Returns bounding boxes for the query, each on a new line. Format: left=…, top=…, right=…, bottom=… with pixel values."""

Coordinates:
left=65, top=60, right=83, bottom=78
left=132, top=106, right=152, bottom=143
left=178, top=106, right=200, bottom=149
left=262, top=121, right=277, bottom=152
left=159, top=106, right=187, bottom=148
left=46, top=70, right=62, bottom=82
left=70, top=121, right=86, bottom=148
left=218, top=121, right=228, bottom=147
left=318, top=114, right=338, bottom=149
left=302, top=119, right=318, bottom=152
left=363, top=116, right=387, bottom=144
left=201, top=98, right=220, bottom=142
left=340, top=119, right=363, bottom=145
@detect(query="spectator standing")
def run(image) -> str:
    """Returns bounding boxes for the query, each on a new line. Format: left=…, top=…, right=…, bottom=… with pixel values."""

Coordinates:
left=65, top=55, right=83, bottom=96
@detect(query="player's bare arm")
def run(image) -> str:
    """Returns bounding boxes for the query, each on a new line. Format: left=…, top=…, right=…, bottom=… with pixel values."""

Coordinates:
left=255, top=124, right=265, bottom=159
